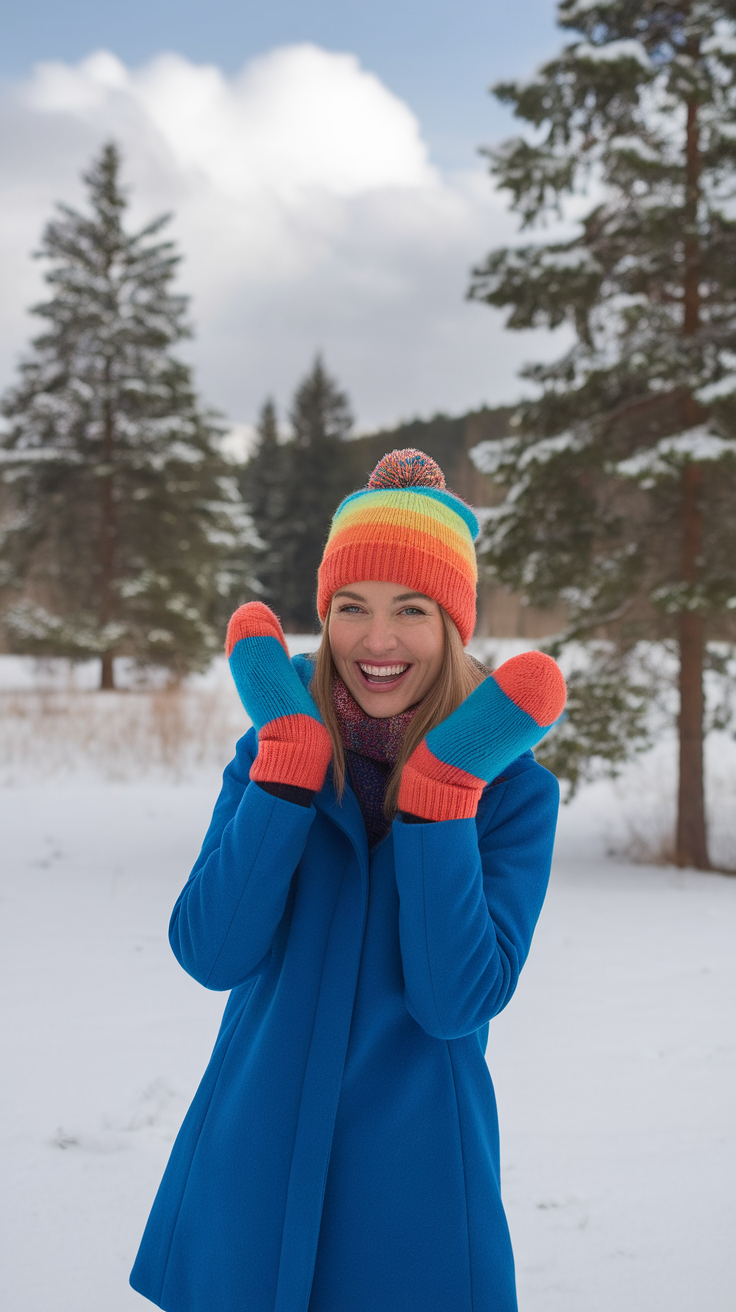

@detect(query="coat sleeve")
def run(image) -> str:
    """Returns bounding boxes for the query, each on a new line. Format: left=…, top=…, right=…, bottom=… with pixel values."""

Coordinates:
left=169, top=728, right=316, bottom=991
left=392, top=757, right=559, bottom=1039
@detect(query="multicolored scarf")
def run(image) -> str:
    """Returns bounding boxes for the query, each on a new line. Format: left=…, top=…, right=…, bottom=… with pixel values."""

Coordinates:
left=332, top=677, right=421, bottom=848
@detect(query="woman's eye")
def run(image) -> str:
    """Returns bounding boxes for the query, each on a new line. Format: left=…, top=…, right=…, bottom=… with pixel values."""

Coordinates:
left=337, top=604, right=364, bottom=614
left=400, top=607, right=424, bottom=616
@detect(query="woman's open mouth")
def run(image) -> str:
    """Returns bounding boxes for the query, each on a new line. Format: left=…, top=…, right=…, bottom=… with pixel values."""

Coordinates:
left=356, top=662, right=411, bottom=689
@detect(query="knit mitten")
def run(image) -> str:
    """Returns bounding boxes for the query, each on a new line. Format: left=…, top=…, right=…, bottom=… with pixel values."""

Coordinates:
left=398, top=651, right=566, bottom=822
left=226, top=602, right=332, bottom=793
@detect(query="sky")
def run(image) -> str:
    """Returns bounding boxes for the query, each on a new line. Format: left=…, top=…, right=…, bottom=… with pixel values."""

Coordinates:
left=0, top=1, right=573, bottom=433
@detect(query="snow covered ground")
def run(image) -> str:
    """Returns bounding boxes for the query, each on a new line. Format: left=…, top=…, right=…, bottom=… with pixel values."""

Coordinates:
left=1, top=654, right=735, bottom=1311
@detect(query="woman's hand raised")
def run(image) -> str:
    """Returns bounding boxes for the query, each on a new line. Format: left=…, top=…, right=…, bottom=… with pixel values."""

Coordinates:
left=398, top=651, right=566, bottom=822
left=226, top=602, right=332, bottom=794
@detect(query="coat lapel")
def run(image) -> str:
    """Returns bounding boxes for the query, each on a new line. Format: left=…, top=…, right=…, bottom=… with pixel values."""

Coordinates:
left=312, top=767, right=368, bottom=860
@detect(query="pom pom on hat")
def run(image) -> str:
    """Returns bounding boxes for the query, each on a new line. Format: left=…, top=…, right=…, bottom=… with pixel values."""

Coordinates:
left=368, top=448, right=446, bottom=490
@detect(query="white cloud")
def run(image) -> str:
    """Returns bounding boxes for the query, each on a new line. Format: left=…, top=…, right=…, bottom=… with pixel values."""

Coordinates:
left=0, top=46, right=568, bottom=428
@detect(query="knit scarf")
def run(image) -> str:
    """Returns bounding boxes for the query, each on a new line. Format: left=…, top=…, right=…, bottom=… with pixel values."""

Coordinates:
left=332, top=677, right=421, bottom=848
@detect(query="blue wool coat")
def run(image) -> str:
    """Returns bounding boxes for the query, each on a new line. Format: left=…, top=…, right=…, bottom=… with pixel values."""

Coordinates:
left=130, top=728, right=559, bottom=1312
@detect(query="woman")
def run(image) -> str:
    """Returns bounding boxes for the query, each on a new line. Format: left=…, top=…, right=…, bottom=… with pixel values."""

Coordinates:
left=130, top=448, right=565, bottom=1312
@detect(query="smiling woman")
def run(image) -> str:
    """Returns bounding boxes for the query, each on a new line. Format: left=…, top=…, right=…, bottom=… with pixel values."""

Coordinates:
left=130, top=448, right=566, bottom=1312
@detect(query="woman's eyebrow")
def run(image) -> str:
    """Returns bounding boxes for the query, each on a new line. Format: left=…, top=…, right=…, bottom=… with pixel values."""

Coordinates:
left=332, top=589, right=432, bottom=603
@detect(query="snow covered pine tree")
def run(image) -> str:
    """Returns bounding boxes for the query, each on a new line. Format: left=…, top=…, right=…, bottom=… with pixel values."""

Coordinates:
left=0, top=143, right=249, bottom=688
left=469, top=0, right=736, bottom=870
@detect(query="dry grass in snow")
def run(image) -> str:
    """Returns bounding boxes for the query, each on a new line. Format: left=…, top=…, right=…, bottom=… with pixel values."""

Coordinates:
left=0, top=683, right=245, bottom=784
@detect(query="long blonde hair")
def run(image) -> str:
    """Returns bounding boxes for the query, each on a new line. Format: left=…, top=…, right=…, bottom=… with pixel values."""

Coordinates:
left=310, top=603, right=488, bottom=817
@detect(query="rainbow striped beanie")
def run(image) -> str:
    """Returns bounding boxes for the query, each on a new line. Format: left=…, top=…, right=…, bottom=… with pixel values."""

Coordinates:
left=318, top=448, right=479, bottom=645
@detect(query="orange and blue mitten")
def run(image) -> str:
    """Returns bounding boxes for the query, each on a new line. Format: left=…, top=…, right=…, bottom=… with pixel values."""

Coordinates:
left=226, top=602, right=332, bottom=794
left=398, top=651, right=566, bottom=822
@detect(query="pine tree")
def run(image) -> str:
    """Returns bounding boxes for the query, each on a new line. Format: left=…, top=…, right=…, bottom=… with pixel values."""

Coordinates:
left=0, top=143, right=248, bottom=688
left=242, top=359, right=359, bottom=631
left=239, top=399, right=288, bottom=607
left=469, top=1, right=736, bottom=869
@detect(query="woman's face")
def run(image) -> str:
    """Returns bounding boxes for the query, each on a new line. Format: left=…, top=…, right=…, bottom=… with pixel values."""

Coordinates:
left=329, top=579, right=445, bottom=717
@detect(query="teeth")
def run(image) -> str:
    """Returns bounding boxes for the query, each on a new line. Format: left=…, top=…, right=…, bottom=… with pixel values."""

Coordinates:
left=359, top=663, right=409, bottom=678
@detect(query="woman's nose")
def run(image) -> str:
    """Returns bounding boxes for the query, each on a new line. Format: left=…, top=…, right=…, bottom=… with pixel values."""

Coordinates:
left=362, top=617, right=399, bottom=655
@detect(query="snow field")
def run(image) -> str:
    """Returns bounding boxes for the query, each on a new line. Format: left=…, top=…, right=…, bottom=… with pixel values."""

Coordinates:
left=1, top=650, right=735, bottom=1310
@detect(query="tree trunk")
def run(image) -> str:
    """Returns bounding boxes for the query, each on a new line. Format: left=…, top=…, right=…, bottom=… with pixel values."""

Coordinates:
left=99, top=354, right=118, bottom=691
left=100, top=650, right=115, bottom=690
left=675, top=461, right=709, bottom=868
left=675, top=85, right=709, bottom=869
left=676, top=612, right=708, bottom=867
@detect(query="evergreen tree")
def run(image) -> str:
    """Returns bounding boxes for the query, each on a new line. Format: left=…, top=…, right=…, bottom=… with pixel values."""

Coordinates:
left=242, top=359, right=359, bottom=630
left=0, top=143, right=248, bottom=688
left=239, top=399, right=287, bottom=606
left=469, top=1, right=736, bottom=869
